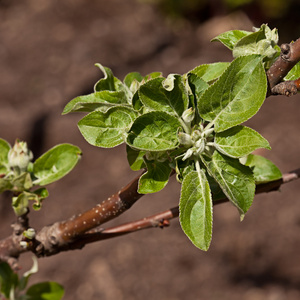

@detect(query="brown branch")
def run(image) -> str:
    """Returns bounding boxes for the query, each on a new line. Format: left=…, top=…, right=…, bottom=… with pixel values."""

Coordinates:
left=32, top=172, right=144, bottom=257
left=59, top=168, right=300, bottom=250
left=271, top=79, right=300, bottom=96
left=267, top=38, right=300, bottom=95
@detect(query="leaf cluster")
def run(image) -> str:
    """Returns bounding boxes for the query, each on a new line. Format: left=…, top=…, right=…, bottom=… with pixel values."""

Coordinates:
left=0, top=139, right=81, bottom=216
left=62, top=24, right=294, bottom=250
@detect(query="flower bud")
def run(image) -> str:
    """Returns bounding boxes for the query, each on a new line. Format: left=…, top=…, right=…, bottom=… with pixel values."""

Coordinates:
left=177, top=132, right=192, bottom=146
left=182, top=108, right=195, bottom=124
left=8, top=139, right=33, bottom=172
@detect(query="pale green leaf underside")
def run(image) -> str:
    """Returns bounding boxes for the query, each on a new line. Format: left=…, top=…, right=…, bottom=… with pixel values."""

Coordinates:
left=62, top=91, right=127, bottom=115
left=126, top=111, right=181, bottom=151
left=78, top=107, right=138, bottom=148
left=0, top=138, right=11, bottom=174
left=242, top=154, right=282, bottom=184
left=138, top=159, right=172, bottom=194
left=179, top=169, right=213, bottom=251
left=33, top=144, right=82, bottom=185
left=139, top=76, right=188, bottom=117
left=198, top=55, right=267, bottom=132
left=202, top=151, right=255, bottom=216
left=215, top=125, right=270, bottom=158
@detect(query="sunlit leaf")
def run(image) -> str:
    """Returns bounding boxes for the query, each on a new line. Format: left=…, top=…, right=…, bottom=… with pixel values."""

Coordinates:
left=78, top=107, right=138, bottom=148
left=126, top=111, right=181, bottom=151
left=202, top=151, right=255, bottom=217
left=215, top=125, right=270, bottom=158
left=198, top=55, right=267, bottom=132
left=33, top=144, right=82, bottom=185
left=179, top=169, right=213, bottom=251
left=241, top=154, right=282, bottom=183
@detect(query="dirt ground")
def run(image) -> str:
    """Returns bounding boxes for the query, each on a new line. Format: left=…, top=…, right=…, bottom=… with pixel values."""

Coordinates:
left=0, top=1, right=300, bottom=299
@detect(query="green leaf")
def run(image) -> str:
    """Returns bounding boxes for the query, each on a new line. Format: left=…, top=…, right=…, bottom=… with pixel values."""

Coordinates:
left=187, top=73, right=209, bottom=104
left=12, top=172, right=33, bottom=192
left=78, top=107, right=138, bottom=148
left=179, top=169, right=213, bottom=251
left=12, top=192, right=30, bottom=216
left=26, top=282, right=64, bottom=300
left=62, top=91, right=128, bottom=115
left=33, top=144, right=81, bottom=185
left=211, top=30, right=250, bottom=50
left=198, top=55, right=267, bottom=132
left=139, top=76, right=189, bottom=117
left=94, top=63, right=125, bottom=93
left=0, top=263, right=18, bottom=298
left=215, top=125, right=270, bottom=158
left=0, top=138, right=11, bottom=174
left=189, top=62, right=230, bottom=83
left=232, top=24, right=279, bottom=60
left=202, top=151, right=255, bottom=217
left=138, top=159, right=172, bottom=194
left=241, top=154, right=282, bottom=184
left=124, top=72, right=143, bottom=93
left=0, top=178, right=13, bottom=193
left=284, top=61, right=300, bottom=81
left=126, top=111, right=181, bottom=151
left=126, top=146, right=146, bottom=171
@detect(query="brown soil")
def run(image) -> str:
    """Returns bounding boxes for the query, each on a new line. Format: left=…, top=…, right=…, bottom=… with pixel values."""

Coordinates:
left=0, top=1, right=300, bottom=299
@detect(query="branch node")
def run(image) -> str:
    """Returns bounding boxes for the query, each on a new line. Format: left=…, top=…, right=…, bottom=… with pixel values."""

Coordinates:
left=281, top=43, right=291, bottom=60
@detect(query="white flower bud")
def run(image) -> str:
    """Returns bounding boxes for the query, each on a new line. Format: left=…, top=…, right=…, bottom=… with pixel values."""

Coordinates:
left=177, top=132, right=192, bottom=146
left=8, top=140, right=33, bottom=172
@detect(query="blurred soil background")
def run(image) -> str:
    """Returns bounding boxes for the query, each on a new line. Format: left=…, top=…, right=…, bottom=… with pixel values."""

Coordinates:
left=0, top=0, right=300, bottom=299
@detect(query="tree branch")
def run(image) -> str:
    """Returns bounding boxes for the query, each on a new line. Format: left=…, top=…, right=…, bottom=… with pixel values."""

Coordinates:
left=267, top=38, right=300, bottom=95
left=53, top=168, right=300, bottom=250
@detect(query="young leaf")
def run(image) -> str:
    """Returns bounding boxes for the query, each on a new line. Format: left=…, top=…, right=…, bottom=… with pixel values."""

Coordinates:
left=78, top=107, right=138, bottom=148
left=62, top=91, right=128, bottom=115
left=202, top=151, right=255, bottom=217
left=33, top=144, right=81, bottom=185
left=189, top=62, right=230, bottom=83
left=126, top=146, right=146, bottom=171
left=26, top=282, right=64, bottom=300
left=126, top=111, right=181, bottom=151
left=0, top=138, right=11, bottom=174
left=211, top=30, right=250, bottom=50
left=138, top=159, right=172, bottom=194
left=124, top=72, right=143, bottom=88
left=179, top=169, right=213, bottom=251
left=241, top=154, right=282, bottom=184
left=198, top=55, right=267, bottom=132
left=94, top=63, right=125, bottom=93
left=0, top=178, right=13, bottom=193
left=215, top=125, right=270, bottom=158
left=139, top=76, right=188, bottom=117
left=233, top=24, right=279, bottom=60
